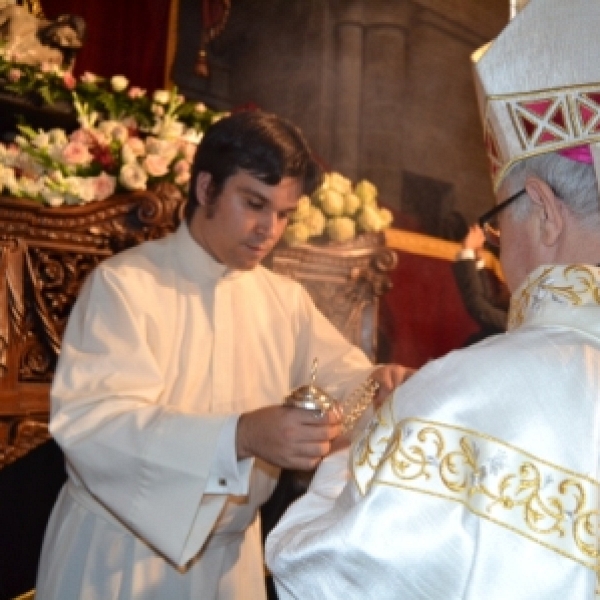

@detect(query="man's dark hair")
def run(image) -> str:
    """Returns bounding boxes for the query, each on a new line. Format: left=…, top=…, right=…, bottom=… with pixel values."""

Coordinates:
left=185, top=110, right=322, bottom=222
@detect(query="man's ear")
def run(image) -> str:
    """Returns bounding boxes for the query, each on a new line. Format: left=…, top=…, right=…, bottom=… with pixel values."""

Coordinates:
left=524, top=176, right=564, bottom=246
left=195, top=172, right=212, bottom=208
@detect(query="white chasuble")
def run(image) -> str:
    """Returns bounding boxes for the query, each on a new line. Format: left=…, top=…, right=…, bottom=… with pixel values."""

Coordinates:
left=267, top=264, right=600, bottom=600
left=36, top=223, right=373, bottom=600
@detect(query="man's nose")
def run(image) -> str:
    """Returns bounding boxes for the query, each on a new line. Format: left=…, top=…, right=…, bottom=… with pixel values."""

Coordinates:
left=256, top=212, right=277, bottom=236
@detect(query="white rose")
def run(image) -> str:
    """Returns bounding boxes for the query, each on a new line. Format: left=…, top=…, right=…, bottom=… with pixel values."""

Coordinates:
left=111, top=75, right=129, bottom=92
left=19, top=177, right=43, bottom=199
left=153, top=119, right=185, bottom=140
left=119, top=163, right=148, bottom=191
left=124, top=136, right=146, bottom=157
left=0, top=166, right=17, bottom=192
left=48, top=128, right=68, bottom=146
left=153, top=89, right=171, bottom=105
left=121, top=144, right=137, bottom=165
left=40, top=185, right=65, bottom=206
left=144, top=137, right=179, bottom=163
left=64, top=176, right=96, bottom=203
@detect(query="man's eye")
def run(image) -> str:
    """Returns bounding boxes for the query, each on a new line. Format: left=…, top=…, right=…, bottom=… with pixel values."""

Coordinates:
left=247, top=199, right=264, bottom=210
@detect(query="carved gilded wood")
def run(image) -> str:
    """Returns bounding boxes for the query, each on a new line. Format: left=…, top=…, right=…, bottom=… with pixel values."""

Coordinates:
left=271, top=232, right=397, bottom=362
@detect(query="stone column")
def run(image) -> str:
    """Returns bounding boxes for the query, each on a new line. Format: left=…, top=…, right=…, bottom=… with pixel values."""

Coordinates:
left=331, top=21, right=364, bottom=180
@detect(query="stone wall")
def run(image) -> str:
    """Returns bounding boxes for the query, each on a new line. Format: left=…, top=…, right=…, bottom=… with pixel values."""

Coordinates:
left=172, top=0, right=508, bottom=235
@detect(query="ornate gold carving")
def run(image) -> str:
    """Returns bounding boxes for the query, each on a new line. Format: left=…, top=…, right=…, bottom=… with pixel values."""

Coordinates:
left=272, top=232, right=397, bottom=361
left=0, top=184, right=184, bottom=391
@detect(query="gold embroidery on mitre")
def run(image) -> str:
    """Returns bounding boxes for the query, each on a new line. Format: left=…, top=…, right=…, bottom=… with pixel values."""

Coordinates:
left=352, top=414, right=600, bottom=574
left=508, top=265, right=600, bottom=329
left=484, top=83, right=600, bottom=190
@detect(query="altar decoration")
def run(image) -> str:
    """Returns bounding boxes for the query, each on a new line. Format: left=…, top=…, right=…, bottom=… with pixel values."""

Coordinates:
left=0, top=49, right=227, bottom=206
left=283, top=172, right=393, bottom=245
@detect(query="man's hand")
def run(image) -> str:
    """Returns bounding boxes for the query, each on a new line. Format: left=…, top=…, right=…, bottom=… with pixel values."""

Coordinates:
left=370, top=364, right=415, bottom=408
left=236, top=405, right=342, bottom=470
left=462, top=224, right=486, bottom=252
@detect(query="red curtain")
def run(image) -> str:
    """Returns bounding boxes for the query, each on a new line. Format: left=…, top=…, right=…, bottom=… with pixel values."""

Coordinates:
left=379, top=251, right=481, bottom=369
left=41, top=0, right=172, bottom=92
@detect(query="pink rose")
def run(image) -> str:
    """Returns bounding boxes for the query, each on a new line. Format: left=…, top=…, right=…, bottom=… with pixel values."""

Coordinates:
left=92, top=173, right=117, bottom=201
left=173, top=158, right=190, bottom=175
left=142, top=154, right=169, bottom=177
left=69, top=129, right=94, bottom=145
left=174, top=171, right=190, bottom=186
left=61, top=141, right=92, bottom=166
left=8, top=68, right=22, bottom=82
left=63, top=72, right=76, bottom=90
left=81, top=72, right=99, bottom=84
left=128, top=86, right=146, bottom=99
left=124, top=137, right=146, bottom=157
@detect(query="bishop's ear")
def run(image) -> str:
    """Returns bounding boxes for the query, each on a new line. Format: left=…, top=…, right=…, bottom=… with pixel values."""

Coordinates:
left=524, top=177, right=564, bottom=246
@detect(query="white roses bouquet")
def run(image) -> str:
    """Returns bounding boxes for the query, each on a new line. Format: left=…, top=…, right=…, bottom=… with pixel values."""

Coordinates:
left=283, top=172, right=393, bottom=245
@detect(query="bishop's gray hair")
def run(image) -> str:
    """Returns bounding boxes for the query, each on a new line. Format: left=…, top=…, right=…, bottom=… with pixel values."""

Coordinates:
left=501, top=152, right=600, bottom=229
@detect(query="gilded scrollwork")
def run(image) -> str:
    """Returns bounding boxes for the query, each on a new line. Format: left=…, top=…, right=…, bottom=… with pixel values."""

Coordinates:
left=352, top=415, right=600, bottom=573
left=272, top=231, right=397, bottom=361
left=0, top=184, right=184, bottom=387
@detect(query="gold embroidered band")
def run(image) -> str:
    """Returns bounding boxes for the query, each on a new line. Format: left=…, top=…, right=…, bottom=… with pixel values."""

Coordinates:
left=352, top=410, right=600, bottom=575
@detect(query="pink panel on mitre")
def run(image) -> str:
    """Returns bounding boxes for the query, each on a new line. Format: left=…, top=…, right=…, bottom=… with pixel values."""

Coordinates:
left=521, top=99, right=554, bottom=118
left=537, top=128, right=562, bottom=145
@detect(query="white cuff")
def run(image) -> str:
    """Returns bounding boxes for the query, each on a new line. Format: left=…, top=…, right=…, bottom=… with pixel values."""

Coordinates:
left=205, top=414, right=253, bottom=495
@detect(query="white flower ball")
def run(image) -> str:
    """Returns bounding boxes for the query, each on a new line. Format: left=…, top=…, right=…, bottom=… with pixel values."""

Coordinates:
left=327, top=172, right=352, bottom=194
left=283, top=221, right=311, bottom=245
left=153, top=89, right=171, bottom=105
left=354, top=179, right=378, bottom=205
left=319, top=188, right=344, bottom=216
left=305, top=205, right=326, bottom=236
left=379, top=207, right=393, bottom=228
left=343, top=192, right=361, bottom=216
left=357, top=205, right=384, bottom=232
left=291, top=195, right=311, bottom=221
left=326, top=216, right=356, bottom=242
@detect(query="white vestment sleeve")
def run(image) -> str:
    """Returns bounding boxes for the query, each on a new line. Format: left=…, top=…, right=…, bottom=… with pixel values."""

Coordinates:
left=50, top=266, right=251, bottom=567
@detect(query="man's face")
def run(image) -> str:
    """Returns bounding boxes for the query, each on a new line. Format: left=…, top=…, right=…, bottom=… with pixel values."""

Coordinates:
left=189, top=169, right=301, bottom=270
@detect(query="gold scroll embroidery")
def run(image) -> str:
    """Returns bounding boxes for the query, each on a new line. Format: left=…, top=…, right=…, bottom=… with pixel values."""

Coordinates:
left=352, top=409, right=600, bottom=576
left=509, top=264, right=600, bottom=329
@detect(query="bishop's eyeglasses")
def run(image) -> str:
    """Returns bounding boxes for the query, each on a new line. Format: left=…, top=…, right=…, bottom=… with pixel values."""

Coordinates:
left=477, top=188, right=526, bottom=247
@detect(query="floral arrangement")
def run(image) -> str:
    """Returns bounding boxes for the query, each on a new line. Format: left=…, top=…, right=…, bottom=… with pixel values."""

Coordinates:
left=283, top=172, right=393, bottom=244
left=0, top=48, right=227, bottom=206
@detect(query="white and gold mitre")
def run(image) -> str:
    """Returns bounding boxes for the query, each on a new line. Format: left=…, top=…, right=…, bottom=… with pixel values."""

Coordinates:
left=472, top=0, right=600, bottom=190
